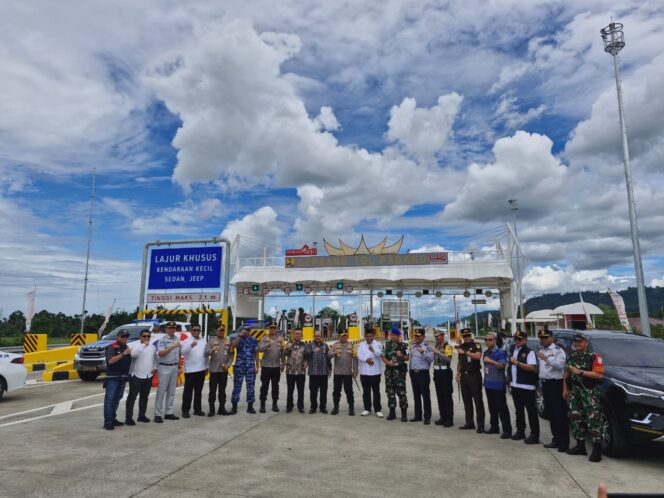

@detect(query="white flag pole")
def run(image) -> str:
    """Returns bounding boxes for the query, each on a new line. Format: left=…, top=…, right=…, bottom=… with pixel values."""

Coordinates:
left=25, top=286, right=36, bottom=333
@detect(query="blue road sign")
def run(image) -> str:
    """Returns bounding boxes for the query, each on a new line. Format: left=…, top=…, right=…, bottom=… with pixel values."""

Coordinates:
left=148, top=246, right=222, bottom=290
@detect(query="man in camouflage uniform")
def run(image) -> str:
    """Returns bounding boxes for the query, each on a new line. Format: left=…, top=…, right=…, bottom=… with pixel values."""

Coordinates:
left=229, top=328, right=260, bottom=414
left=563, top=332, right=605, bottom=462
left=381, top=328, right=409, bottom=422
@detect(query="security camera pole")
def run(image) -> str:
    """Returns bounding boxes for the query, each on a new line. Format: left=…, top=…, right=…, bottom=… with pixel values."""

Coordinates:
left=600, top=22, right=650, bottom=336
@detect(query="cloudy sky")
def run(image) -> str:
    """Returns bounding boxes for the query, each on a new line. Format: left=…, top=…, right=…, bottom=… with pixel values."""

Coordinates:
left=1, top=0, right=663, bottom=320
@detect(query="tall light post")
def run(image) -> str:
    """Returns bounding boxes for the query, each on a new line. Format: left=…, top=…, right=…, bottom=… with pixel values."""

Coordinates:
left=601, top=22, right=650, bottom=336
left=508, top=199, right=525, bottom=330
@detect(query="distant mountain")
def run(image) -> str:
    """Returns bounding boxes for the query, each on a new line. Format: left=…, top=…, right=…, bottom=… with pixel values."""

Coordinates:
left=417, top=315, right=455, bottom=326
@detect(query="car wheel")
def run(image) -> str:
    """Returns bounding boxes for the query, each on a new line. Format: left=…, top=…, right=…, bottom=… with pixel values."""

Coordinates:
left=536, top=384, right=549, bottom=419
left=600, top=405, right=630, bottom=458
left=78, top=371, right=99, bottom=382
left=0, top=376, right=6, bottom=400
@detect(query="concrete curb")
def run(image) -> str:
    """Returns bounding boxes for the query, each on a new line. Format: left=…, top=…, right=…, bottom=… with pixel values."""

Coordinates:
left=24, top=361, right=68, bottom=372
left=41, top=370, right=80, bottom=382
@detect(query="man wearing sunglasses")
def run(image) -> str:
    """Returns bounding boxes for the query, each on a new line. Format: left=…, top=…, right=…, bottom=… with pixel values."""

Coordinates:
left=537, top=327, right=568, bottom=452
left=181, top=324, right=209, bottom=418
left=508, top=331, right=540, bottom=444
left=456, top=328, right=485, bottom=432
left=125, top=329, right=157, bottom=425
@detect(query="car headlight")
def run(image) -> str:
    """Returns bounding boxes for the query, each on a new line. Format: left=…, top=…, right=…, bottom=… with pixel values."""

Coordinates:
left=612, top=379, right=664, bottom=399
left=77, top=347, right=83, bottom=355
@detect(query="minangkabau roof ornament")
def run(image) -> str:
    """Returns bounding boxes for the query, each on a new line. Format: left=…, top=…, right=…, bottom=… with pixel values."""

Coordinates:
left=323, top=235, right=404, bottom=256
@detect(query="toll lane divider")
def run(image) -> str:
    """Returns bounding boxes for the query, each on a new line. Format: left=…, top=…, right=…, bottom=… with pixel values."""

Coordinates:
left=41, top=361, right=79, bottom=382
left=24, top=345, right=78, bottom=364
left=24, top=361, right=68, bottom=372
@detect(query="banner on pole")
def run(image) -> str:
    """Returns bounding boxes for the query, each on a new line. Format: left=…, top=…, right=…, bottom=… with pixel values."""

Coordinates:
left=25, top=287, right=36, bottom=333
left=98, top=302, right=114, bottom=336
left=608, top=288, right=632, bottom=332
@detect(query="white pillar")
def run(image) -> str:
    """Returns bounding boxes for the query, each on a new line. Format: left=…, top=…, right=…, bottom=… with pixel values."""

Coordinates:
left=358, top=284, right=364, bottom=339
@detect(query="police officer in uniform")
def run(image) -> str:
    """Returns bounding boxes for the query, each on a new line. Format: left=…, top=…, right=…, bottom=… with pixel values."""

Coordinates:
left=537, top=327, right=569, bottom=452
left=206, top=325, right=232, bottom=416
left=329, top=329, right=358, bottom=416
left=229, top=328, right=260, bottom=414
left=381, top=328, right=409, bottom=422
left=564, top=333, right=604, bottom=462
left=409, top=327, right=433, bottom=424
left=456, top=328, right=485, bottom=432
left=258, top=323, right=283, bottom=413
left=154, top=322, right=181, bottom=423
left=432, top=330, right=454, bottom=427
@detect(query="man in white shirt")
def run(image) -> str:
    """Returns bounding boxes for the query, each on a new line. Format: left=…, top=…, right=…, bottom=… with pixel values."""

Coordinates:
left=180, top=325, right=209, bottom=418
left=508, top=331, right=540, bottom=444
left=356, top=328, right=383, bottom=418
left=125, top=329, right=157, bottom=425
left=537, top=327, right=569, bottom=452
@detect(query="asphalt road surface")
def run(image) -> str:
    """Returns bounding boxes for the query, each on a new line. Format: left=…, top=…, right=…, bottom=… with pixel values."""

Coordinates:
left=1, top=367, right=662, bottom=497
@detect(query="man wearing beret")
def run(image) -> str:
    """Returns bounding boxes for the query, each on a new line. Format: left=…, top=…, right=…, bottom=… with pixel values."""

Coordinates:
left=381, top=328, right=409, bottom=422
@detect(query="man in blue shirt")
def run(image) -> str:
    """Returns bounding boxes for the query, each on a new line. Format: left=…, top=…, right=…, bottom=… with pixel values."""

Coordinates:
left=229, top=328, right=260, bottom=414
left=103, top=330, right=132, bottom=430
left=482, top=333, right=512, bottom=439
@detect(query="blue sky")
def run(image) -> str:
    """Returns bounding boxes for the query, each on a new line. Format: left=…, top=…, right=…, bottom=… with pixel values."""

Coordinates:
left=1, top=1, right=664, bottom=321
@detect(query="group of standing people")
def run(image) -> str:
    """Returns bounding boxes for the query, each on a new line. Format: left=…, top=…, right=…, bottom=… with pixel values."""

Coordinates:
left=102, top=321, right=606, bottom=463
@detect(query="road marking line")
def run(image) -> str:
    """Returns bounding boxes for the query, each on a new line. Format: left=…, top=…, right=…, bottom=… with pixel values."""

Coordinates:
left=0, top=392, right=105, bottom=420
left=0, top=403, right=105, bottom=429
left=24, top=379, right=81, bottom=387
left=50, top=400, right=74, bottom=415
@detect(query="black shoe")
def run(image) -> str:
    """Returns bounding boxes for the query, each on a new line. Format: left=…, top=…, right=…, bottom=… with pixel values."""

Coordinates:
left=543, top=441, right=558, bottom=449
left=525, top=435, right=540, bottom=445
left=125, top=418, right=136, bottom=426
left=230, top=403, right=238, bottom=415
left=589, top=442, right=602, bottom=462
left=386, top=408, right=396, bottom=420
left=410, top=417, right=423, bottom=422
left=164, top=414, right=180, bottom=420
left=400, top=408, right=408, bottom=422
left=331, top=406, right=339, bottom=415
left=557, top=445, right=569, bottom=453
left=511, top=431, right=525, bottom=440
left=298, top=408, right=305, bottom=414
left=434, top=419, right=444, bottom=426
left=260, top=402, right=266, bottom=413
left=112, top=419, right=124, bottom=427
left=272, top=402, right=280, bottom=413
left=153, top=416, right=163, bottom=423
left=137, top=416, right=150, bottom=423
left=194, top=411, right=205, bottom=417
left=500, top=432, right=512, bottom=440
left=476, top=426, right=485, bottom=434
left=567, top=440, right=587, bottom=455
left=286, top=406, right=293, bottom=413
left=247, top=403, right=256, bottom=414
left=459, top=423, right=475, bottom=430
left=485, top=427, right=500, bottom=435
left=309, top=408, right=317, bottom=414
left=103, top=424, right=114, bottom=431
left=219, top=407, right=231, bottom=416
left=207, top=411, right=215, bottom=417
left=423, top=419, right=430, bottom=425
left=320, top=408, right=328, bottom=414
left=443, top=421, right=454, bottom=427
left=349, top=406, right=355, bottom=416
left=182, top=412, right=191, bottom=419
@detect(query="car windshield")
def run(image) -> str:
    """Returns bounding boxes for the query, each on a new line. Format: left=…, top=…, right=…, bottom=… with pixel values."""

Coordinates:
left=590, top=338, right=664, bottom=368
left=102, top=327, right=143, bottom=341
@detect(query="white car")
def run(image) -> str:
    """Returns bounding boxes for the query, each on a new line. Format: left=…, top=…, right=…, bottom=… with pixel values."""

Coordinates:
left=0, top=350, right=28, bottom=400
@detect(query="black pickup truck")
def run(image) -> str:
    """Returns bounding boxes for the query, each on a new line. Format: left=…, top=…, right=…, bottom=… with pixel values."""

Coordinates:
left=540, top=329, right=664, bottom=457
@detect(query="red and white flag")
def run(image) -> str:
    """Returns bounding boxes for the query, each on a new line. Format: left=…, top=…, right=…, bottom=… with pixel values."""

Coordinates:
left=98, top=301, right=115, bottom=336
left=25, top=287, right=36, bottom=332
left=608, top=288, right=632, bottom=332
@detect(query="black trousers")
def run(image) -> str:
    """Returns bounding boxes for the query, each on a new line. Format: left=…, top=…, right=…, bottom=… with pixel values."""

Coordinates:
left=541, top=379, right=569, bottom=446
left=360, top=374, right=382, bottom=412
left=208, top=371, right=228, bottom=408
left=332, top=374, right=354, bottom=406
left=512, top=386, right=540, bottom=437
left=259, top=367, right=281, bottom=402
left=182, top=370, right=206, bottom=414
left=287, top=374, right=306, bottom=409
left=460, top=371, right=485, bottom=426
left=433, top=369, right=453, bottom=423
left=485, top=387, right=512, bottom=434
left=125, top=375, right=152, bottom=420
left=309, top=375, right=328, bottom=410
left=409, top=370, right=432, bottom=420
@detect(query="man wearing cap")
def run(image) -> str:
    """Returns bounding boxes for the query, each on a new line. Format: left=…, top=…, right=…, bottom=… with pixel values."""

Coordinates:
left=357, top=328, right=383, bottom=418
left=537, top=327, right=569, bottom=452
left=456, top=328, right=485, bottom=432
left=103, top=329, right=132, bottom=430
left=258, top=323, right=284, bottom=413
left=329, top=329, right=358, bottom=416
left=305, top=330, right=331, bottom=413
left=154, top=322, right=181, bottom=423
left=206, top=325, right=232, bottom=416
left=125, top=329, right=157, bottom=425
left=507, top=330, right=540, bottom=444
left=180, top=324, right=209, bottom=418
left=381, top=328, right=409, bottom=422
left=229, top=327, right=260, bottom=414
left=282, top=328, right=308, bottom=413
left=564, top=333, right=604, bottom=462
left=482, top=333, right=512, bottom=438
left=409, top=327, right=433, bottom=424
left=432, top=330, right=454, bottom=427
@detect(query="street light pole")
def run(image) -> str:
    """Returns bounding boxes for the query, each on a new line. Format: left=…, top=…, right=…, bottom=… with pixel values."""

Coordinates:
left=601, top=22, right=650, bottom=336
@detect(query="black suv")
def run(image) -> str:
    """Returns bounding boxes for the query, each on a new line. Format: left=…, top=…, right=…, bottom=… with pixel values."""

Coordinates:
left=541, top=329, right=664, bottom=457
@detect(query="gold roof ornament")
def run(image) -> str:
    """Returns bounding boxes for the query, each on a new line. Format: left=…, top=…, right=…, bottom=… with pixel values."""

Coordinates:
left=323, top=236, right=404, bottom=256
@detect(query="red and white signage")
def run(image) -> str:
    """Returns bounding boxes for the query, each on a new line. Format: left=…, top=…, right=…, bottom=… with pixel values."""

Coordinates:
left=285, top=244, right=318, bottom=257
